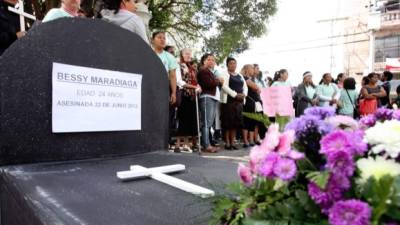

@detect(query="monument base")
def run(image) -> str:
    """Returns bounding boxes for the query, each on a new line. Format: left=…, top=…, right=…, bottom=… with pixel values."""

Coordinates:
left=0, top=151, right=237, bottom=225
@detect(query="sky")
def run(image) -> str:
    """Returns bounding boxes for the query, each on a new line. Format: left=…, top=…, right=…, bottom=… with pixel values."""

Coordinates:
left=236, top=0, right=361, bottom=85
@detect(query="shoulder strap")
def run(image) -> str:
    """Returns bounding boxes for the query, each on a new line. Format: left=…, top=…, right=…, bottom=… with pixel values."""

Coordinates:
left=345, top=90, right=356, bottom=110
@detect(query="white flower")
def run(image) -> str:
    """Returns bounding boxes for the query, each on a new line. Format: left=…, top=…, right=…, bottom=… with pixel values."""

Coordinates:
left=326, top=115, right=359, bottom=131
left=357, top=157, right=400, bottom=183
left=364, top=120, right=400, bottom=158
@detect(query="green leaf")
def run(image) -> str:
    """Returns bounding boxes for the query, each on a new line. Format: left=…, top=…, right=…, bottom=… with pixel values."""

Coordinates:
left=243, top=218, right=289, bottom=225
left=242, top=112, right=271, bottom=128
left=306, top=171, right=330, bottom=189
left=275, top=115, right=291, bottom=131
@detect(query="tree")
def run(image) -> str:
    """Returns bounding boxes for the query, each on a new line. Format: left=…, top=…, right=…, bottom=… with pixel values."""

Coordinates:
left=204, top=0, right=277, bottom=63
left=25, top=0, right=277, bottom=63
left=146, top=0, right=277, bottom=63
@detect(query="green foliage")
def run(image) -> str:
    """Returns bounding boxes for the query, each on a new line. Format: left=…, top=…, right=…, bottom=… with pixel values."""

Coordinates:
left=306, top=171, right=330, bottom=190
left=242, top=112, right=271, bottom=128
left=29, top=0, right=277, bottom=59
left=204, top=0, right=277, bottom=62
left=242, top=113, right=290, bottom=131
left=211, top=178, right=328, bottom=225
left=359, top=175, right=400, bottom=225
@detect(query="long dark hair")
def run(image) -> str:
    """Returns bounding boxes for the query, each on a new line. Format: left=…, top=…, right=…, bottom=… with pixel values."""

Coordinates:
left=101, top=0, right=123, bottom=14
left=335, top=73, right=344, bottom=84
left=343, top=77, right=356, bottom=90
left=272, top=71, right=281, bottom=83
left=319, top=73, right=331, bottom=85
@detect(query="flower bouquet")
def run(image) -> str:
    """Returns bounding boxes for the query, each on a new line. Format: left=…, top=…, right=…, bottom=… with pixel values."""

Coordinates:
left=211, top=107, right=400, bottom=225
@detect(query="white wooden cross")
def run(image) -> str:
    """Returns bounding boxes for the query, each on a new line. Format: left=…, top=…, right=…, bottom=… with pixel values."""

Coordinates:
left=8, top=0, right=36, bottom=32
left=117, top=164, right=215, bottom=198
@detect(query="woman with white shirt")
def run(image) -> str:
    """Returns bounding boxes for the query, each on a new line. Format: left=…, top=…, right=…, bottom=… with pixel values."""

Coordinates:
left=316, top=73, right=340, bottom=107
left=220, top=57, right=248, bottom=150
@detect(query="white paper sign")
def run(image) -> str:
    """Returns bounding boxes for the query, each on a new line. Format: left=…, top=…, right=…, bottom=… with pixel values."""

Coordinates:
left=52, top=62, right=142, bottom=133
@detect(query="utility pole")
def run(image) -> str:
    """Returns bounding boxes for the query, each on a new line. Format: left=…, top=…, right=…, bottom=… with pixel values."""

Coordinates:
left=317, top=16, right=349, bottom=73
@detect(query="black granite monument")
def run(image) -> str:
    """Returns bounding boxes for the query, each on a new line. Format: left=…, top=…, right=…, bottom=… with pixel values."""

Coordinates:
left=0, top=18, right=237, bottom=225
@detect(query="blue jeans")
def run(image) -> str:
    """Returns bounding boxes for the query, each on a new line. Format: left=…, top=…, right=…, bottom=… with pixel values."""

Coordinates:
left=199, top=97, right=217, bottom=148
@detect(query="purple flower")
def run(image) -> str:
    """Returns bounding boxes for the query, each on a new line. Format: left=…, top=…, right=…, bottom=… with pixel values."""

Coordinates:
left=308, top=182, right=331, bottom=208
left=304, top=107, right=336, bottom=120
left=375, top=108, right=394, bottom=121
left=329, top=200, right=371, bottom=225
left=326, top=150, right=355, bottom=177
left=308, top=174, right=348, bottom=211
left=393, top=110, right=400, bottom=120
left=259, top=152, right=280, bottom=178
left=238, top=163, right=253, bottom=185
left=359, top=115, right=376, bottom=129
left=349, top=130, right=368, bottom=155
left=320, top=130, right=350, bottom=155
left=285, top=115, right=332, bottom=139
left=330, top=173, right=351, bottom=190
left=273, top=158, right=297, bottom=181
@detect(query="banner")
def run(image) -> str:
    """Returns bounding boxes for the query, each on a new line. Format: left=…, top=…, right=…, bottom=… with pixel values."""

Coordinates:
left=260, top=87, right=294, bottom=117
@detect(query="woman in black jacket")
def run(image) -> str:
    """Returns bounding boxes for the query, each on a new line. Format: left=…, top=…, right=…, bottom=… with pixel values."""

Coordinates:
left=294, top=71, right=318, bottom=117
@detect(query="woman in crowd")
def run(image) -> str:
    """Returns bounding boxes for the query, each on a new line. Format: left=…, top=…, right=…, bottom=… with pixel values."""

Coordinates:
left=360, top=72, right=386, bottom=110
left=271, top=69, right=291, bottom=87
left=361, top=76, right=370, bottom=88
left=335, top=73, right=346, bottom=89
left=266, top=77, right=273, bottom=87
left=100, top=0, right=148, bottom=43
left=316, top=73, right=339, bottom=107
left=175, top=49, right=200, bottom=151
left=241, top=64, right=261, bottom=148
left=197, top=53, right=224, bottom=153
left=338, top=77, right=358, bottom=117
left=294, top=71, right=318, bottom=116
left=220, top=57, right=247, bottom=150
left=42, top=0, right=81, bottom=22
left=253, top=64, right=267, bottom=88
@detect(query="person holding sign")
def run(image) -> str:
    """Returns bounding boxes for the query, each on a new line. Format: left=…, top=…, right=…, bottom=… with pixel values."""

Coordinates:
left=42, top=0, right=81, bottom=22
left=0, top=0, right=25, bottom=55
left=271, top=69, right=291, bottom=87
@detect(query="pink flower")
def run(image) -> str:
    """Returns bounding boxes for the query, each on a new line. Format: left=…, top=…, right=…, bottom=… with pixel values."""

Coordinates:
left=259, top=152, right=280, bottom=177
left=260, top=124, right=280, bottom=150
left=238, top=163, right=253, bottom=185
left=276, top=130, right=295, bottom=156
left=273, top=158, right=297, bottom=181
left=320, top=130, right=350, bottom=154
left=287, top=150, right=305, bottom=160
left=249, top=146, right=268, bottom=172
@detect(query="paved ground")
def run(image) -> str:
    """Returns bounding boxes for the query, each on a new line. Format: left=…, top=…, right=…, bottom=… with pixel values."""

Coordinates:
left=169, top=142, right=251, bottom=164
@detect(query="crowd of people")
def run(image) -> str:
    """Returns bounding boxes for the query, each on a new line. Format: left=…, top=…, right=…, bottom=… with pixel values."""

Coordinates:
left=2, top=0, right=400, bottom=154
left=163, top=50, right=400, bottom=153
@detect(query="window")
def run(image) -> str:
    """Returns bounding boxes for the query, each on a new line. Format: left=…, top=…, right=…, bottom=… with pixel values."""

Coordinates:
left=375, top=35, right=400, bottom=62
